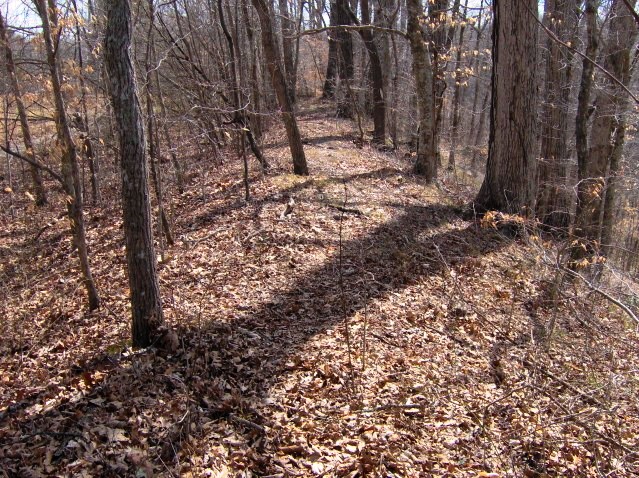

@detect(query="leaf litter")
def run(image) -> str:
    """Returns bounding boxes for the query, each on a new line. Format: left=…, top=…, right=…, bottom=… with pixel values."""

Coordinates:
left=0, top=99, right=638, bottom=476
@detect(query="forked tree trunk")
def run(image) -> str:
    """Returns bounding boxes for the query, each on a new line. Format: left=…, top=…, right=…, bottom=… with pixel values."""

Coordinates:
left=35, top=0, right=100, bottom=311
left=251, top=0, right=308, bottom=175
left=0, top=10, right=47, bottom=206
left=475, top=0, right=538, bottom=214
left=407, top=0, right=437, bottom=181
left=104, top=0, right=164, bottom=347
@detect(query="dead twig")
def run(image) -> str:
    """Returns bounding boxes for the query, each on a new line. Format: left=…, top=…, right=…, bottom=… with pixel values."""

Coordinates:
left=522, top=359, right=606, bottom=408
left=229, top=413, right=265, bottom=433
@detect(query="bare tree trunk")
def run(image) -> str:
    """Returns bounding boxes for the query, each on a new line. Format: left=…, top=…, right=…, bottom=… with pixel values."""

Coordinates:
left=467, top=2, right=487, bottom=140
left=153, top=63, right=185, bottom=194
left=104, top=0, right=164, bottom=347
left=35, top=0, right=100, bottom=311
left=475, top=0, right=539, bottom=215
left=241, top=0, right=263, bottom=140
left=219, top=0, right=267, bottom=170
left=573, top=0, right=638, bottom=262
left=323, top=1, right=340, bottom=98
left=407, top=0, right=437, bottom=181
left=536, top=0, right=579, bottom=230
left=251, top=0, right=308, bottom=175
left=471, top=89, right=490, bottom=169
left=144, top=0, right=174, bottom=252
left=279, top=0, right=297, bottom=103
left=324, top=0, right=354, bottom=117
left=0, top=10, right=47, bottom=206
left=571, top=0, right=600, bottom=263
left=429, top=0, right=459, bottom=163
left=359, top=0, right=386, bottom=143
left=71, top=0, right=100, bottom=206
left=447, top=0, right=469, bottom=172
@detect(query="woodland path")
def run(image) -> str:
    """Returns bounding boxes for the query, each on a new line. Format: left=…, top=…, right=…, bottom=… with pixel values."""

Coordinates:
left=0, top=100, right=637, bottom=476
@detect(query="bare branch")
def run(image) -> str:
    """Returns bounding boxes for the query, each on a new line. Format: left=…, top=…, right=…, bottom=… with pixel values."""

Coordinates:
left=621, top=0, right=639, bottom=28
left=0, top=144, right=64, bottom=185
left=296, top=24, right=407, bottom=39
left=561, top=266, right=639, bottom=326
left=525, top=1, right=639, bottom=104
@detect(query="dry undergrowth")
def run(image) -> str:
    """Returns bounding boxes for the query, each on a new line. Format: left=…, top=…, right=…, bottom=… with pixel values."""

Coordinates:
left=1, top=100, right=638, bottom=477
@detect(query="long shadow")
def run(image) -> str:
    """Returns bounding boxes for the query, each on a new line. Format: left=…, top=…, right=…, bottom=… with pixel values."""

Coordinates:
left=2, top=203, right=510, bottom=474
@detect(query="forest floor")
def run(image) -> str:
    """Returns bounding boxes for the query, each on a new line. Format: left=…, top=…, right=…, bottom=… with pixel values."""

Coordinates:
left=1, top=99, right=638, bottom=477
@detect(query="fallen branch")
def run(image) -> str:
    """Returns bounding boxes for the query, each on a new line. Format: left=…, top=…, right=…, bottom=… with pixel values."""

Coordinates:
left=328, top=203, right=363, bottom=215
left=532, top=384, right=637, bottom=457
left=229, top=413, right=265, bottom=433
left=561, top=266, right=639, bottom=326
left=359, top=403, right=423, bottom=413
left=370, top=332, right=403, bottom=348
left=522, top=359, right=605, bottom=408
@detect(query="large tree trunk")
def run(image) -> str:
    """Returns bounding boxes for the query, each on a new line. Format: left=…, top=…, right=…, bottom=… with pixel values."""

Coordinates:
left=104, top=0, right=164, bottom=347
left=0, top=10, right=47, bottom=206
left=323, top=0, right=353, bottom=99
left=572, top=0, right=638, bottom=262
left=407, top=0, right=437, bottom=181
left=536, top=0, right=579, bottom=230
left=323, top=0, right=354, bottom=117
left=572, top=0, right=598, bottom=257
left=475, top=0, right=539, bottom=215
left=35, top=0, right=100, bottom=311
left=251, top=0, right=308, bottom=175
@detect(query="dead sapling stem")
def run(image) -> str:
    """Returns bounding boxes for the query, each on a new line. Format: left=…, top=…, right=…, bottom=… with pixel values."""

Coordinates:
left=241, top=128, right=250, bottom=201
left=339, top=179, right=354, bottom=377
left=361, top=270, right=369, bottom=374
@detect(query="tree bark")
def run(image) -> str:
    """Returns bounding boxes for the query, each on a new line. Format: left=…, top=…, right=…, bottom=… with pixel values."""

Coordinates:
left=251, top=0, right=308, bottom=175
left=475, top=0, right=539, bottom=215
left=407, top=0, right=437, bottom=181
left=279, top=0, right=297, bottom=103
left=536, top=0, right=579, bottom=230
left=359, top=0, right=386, bottom=143
left=35, top=0, right=100, bottom=311
left=573, top=0, right=638, bottom=261
left=104, top=0, right=164, bottom=347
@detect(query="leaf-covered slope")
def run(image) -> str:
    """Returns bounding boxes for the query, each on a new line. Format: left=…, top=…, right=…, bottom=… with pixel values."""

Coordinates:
left=1, top=101, right=637, bottom=476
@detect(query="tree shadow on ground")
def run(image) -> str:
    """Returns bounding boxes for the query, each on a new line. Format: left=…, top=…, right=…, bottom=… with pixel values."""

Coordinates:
left=1, top=201, right=512, bottom=475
